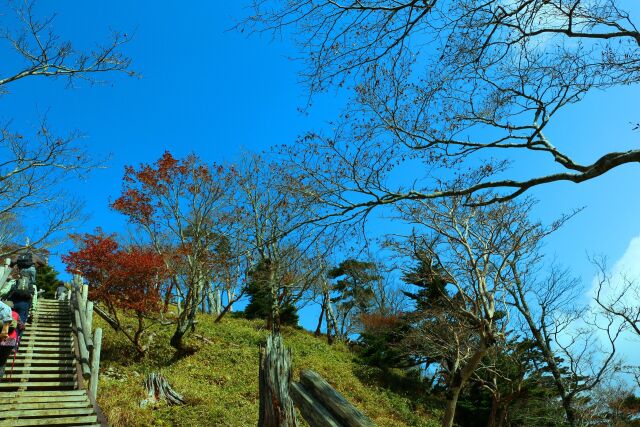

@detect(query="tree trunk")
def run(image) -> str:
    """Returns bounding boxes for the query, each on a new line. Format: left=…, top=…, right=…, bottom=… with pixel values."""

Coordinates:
left=325, top=304, right=333, bottom=345
left=511, top=286, right=578, bottom=427
left=324, top=290, right=339, bottom=344
left=562, top=396, right=578, bottom=427
left=442, top=386, right=462, bottom=427
left=268, top=260, right=280, bottom=333
left=212, top=288, right=222, bottom=315
left=258, top=332, right=297, bottom=427
left=226, top=286, right=235, bottom=312
left=442, top=341, right=488, bottom=427
left=314, top=297, right=325, bottom=337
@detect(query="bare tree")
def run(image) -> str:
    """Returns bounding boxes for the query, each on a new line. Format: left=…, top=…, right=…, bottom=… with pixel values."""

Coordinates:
left=247, top=0, right=640, bottom=216
left=0, top=0, right=132, bottom=256
left=508, top=261, right=623, bottom=427
left=234, top=152, right=335, bottom=332
left=388, top=194, right=562, bottom=427
left=233, top=152, right=340, bottom=427
left=592, top=257, right=640, bottom=337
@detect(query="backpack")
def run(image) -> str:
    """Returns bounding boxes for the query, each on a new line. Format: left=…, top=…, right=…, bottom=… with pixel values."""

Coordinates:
left=16, top=253, right=34, bottom=269
left=10, top=278, right=34, bottom=301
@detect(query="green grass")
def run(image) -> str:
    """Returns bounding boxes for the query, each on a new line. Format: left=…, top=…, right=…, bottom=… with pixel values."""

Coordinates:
left=95, top=312, right=439, bottom=427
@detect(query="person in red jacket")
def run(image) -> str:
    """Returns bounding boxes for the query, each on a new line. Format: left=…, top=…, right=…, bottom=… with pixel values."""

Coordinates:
left=0, top=300, right=24, bottom=379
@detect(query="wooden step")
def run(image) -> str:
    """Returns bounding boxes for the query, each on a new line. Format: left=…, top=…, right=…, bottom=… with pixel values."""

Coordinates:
left=21, top=334, right=73, bottom=339
left=0, top=381, right=77, bottom=390
left=0, top=407, right=95, bottom=418
left=24, top=332, right=72, bottom=336
left=0, top=390, right=88, bottom=398
left=17, top=354, right=75, bottom=360
left=2, top=373, right=75, bottom=380
left=0, top=414, right=98, bottom=426
left=0, top=400, right=91, bottom=411
left=13, top=360, right=76, bottom=366
left=19, top=346, right=74, bottom=353
left=19, top=342, right=74, bottom=349
left=0, top=395, right=89, bottom=405
left=9, top=367, right=75, bottom=374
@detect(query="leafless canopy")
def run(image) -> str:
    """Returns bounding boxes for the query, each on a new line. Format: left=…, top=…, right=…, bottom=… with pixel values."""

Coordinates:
left=0, top=1, right=132, bottom=256
left=248, top=0, right=640, bottom=216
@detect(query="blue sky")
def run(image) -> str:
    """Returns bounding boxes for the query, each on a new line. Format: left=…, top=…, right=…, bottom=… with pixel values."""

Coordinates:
left=1, top=2, right=638, bottom=334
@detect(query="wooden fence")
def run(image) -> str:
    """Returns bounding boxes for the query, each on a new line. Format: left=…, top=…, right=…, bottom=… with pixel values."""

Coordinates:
left=291, top=370, right=376, bottom=427
left=69, top=274, right=104, bottom=404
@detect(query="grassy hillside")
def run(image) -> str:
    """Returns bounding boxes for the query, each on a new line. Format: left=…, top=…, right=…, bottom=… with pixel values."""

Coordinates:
left=95, top=312, right=440, bottom=426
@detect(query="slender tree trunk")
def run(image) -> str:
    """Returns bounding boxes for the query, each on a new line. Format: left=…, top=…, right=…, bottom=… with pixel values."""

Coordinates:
left=133, top=312, right=146, bottom=357
left=205, top=287, right=213, bottom=314
left=212, top=288, right=222, bottom=315
left=325, top=307, right=333, bottom=345
left=226, top=286, right=235, bottom=312
left=163, top=278, right=176, bottom=313
left=267, top=260, right=280, bottom=333
left=510, top=282, right=578, bottom=427
left=171, top=273, right=206, bottom=352
left=314, top=296, right=325, bottom=337
left=323, top=289, right=339, bottom=344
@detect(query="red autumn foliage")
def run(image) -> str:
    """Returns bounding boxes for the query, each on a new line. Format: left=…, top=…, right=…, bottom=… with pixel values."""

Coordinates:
left=62, top=231, right=169, bottom=315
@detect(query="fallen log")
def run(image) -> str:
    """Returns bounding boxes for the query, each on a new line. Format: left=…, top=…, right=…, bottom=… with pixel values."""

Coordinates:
left=300, top=370, right=375, bottom=427
left=290, top=382, right=341, bottom=427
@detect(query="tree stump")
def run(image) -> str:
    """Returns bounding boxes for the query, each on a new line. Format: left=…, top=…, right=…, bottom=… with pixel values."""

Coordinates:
left=140, top=372, right=186, bottom=408
left=258, top=332, right=297, bottom=427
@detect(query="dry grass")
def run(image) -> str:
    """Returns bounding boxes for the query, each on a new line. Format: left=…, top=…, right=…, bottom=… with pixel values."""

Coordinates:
left=95, top=312, right=439, bottom=427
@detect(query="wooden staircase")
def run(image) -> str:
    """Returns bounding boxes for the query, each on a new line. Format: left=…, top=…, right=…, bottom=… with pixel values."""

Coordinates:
left=0, top=299, right=105, bottom=426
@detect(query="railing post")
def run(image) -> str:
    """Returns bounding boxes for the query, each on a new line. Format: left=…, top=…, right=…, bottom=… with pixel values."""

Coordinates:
left=90, top=328, right=103, bottom=400
left=74, top=308, right=91, bottom=379
left=86, top=301, right=94, bottom=336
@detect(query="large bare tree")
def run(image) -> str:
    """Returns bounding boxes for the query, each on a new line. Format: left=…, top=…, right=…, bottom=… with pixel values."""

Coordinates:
left=388, top=194, right=565, bottom=427
left=248, top=0, right=639, bottom=215
left=0, top=0, right=131, bottom=256
left=508, top=262, right=623, bottom=426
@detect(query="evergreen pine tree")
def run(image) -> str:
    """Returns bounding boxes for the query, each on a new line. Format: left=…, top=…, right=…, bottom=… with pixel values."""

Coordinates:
left=36, top=264, right=63, bottom=298
left=244, top=259, right=299, bottom=327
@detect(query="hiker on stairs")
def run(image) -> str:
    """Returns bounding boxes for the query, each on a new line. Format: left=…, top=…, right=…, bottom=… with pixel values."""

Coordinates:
left=0, top=300, right=23, bottom=379
left=6, top=252, right=37, bottom=334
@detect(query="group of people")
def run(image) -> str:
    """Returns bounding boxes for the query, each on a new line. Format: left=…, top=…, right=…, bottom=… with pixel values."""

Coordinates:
left=0, top=252, right=38, bottom=379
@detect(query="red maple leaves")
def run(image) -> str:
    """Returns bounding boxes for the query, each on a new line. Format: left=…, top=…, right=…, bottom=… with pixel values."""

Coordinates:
left=63, top=231, right=169, bottom=315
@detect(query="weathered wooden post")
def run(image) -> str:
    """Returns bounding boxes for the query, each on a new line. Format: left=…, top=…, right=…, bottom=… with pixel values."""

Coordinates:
left=74, top=309, right=91, bottom=379
left=258, top=332, right=297, bottom=427
left=90, top=328, right=103, bottom=399
left=86, top=301, right=94, bottom=336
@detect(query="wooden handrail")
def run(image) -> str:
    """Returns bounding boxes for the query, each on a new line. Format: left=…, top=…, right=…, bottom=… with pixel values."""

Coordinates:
left=68, top=274, right=103, bottom=405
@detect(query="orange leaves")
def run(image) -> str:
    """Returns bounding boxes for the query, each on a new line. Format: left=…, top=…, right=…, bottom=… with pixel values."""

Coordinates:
left=63, top=231, right=170, bottom=315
